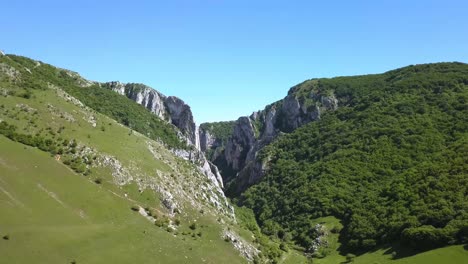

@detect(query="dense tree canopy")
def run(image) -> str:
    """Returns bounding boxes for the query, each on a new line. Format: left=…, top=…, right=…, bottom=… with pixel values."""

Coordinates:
left=240, top=62, right=468, bottom=252
left=200, top=121, right=236, bottom=141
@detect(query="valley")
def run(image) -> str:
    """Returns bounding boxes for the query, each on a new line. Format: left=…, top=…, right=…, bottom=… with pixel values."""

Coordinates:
left=0, top=53, right=467, bottom=263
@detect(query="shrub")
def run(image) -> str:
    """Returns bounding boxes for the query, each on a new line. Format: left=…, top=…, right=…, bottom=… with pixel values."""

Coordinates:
left=330, top=226, right=341, bottom=234
left=155, top=217, right=169, bottom=227
left=345, top=253, right=356, bottom=263
left=2, top=235, right=9, bottom=240
left=279, top=242, right=288, bottom=252
left=130, top=205, right=139, bottom=211
left=189, top=222, right=197, bottom=230
left=94, top=178, right=102, bottom=184
left=401, top=225, right=451, bottom=250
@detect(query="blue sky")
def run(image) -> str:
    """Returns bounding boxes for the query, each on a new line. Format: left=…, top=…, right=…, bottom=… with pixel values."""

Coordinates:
left=2, top=0, right=468, bottom=123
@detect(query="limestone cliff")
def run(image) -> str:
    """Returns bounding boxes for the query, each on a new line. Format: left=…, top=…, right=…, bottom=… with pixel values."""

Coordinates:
left=103, top=82, right=198, bottom=146
left=102, top=81, right=223, bottom=188
left=202, top=80, right=340, bottom=194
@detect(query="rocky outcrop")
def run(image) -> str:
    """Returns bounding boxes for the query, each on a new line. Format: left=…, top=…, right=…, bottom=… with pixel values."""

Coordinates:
left=103, top=82, right=198, bottom=147
left=103, top=81, right=224, bottom=193
left=171, top=148, right=224, bottom=189
left=222, top=229, right=260, bottom=261
left=199, top=128, right=217, bottom=152
left=165, top=96, right=198, bottom=148
left=203, top=84, right=341, bottom=194
left=224, top=117, right=256, bottom=172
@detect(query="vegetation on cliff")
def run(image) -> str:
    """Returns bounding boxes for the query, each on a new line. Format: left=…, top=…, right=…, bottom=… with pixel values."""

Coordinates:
left=240, top=62, right=468, bottom=253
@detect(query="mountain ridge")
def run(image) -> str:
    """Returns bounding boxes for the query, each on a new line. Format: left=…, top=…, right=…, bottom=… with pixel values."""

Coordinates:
left=1, top=51, right=467, bottom=263
left=201, top=61, right=468, bottom=255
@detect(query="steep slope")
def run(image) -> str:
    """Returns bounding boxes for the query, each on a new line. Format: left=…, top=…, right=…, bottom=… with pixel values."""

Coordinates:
left=203, top=63, right=468, bottom=258
left=0, top=53, right=265, bottom=263
left=199, top=121, right=236, bottom=159
left=102, top=81, right=198, bottom=148
left=203, top=78, right=341, bottom=194
left=101, top=82, right=224, bottom=188
left=0, top=136, right=244, bottom=264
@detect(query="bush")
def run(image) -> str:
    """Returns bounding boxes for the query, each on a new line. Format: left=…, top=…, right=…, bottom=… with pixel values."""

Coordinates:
left=189, top=222, right=197, bottom=230
left=345, top=253, right=356, bottom=263
left=330, top=226, right=341, bottom=234
left=401, top=225, right=451, bottom=250
left=130, top=205, right=139, bottom=212
left=155, top=217, right=170, bottom=228
left=279, top=242, right=288, bottom=252
left=94, top=178, right=102, bottom=184
left=2, top=235, right=9, bottom=240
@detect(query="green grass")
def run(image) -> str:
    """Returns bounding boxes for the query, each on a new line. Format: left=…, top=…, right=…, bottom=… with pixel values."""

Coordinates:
left=280, top=250, right=308, bottom=264
left=0, top=136, right=246, bottom=264
left=353, top=245, right=467, bottom=264
left=279, top=216, right=468, bottom=264
left=0, top=61, right=248, bottom=263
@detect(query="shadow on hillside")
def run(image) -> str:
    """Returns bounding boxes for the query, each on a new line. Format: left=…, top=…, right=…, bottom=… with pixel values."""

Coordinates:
left=337, top=237, right=427, bottom=260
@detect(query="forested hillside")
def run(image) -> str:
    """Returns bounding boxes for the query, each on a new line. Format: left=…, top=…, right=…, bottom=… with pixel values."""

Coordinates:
left=239, top=63, right=468, bottom=253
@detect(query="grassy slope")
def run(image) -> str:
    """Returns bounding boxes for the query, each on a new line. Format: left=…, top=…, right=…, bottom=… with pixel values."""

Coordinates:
left=0, top=136, right=245, bottom=264
left=0, top=55, right=248, bottom=263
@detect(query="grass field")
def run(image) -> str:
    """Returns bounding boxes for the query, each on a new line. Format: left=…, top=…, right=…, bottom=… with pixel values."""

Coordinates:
left=0, top=136, right=246, bottom=263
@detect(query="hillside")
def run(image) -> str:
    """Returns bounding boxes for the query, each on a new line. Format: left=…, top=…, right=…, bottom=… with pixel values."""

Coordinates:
left=202, top=63, right=468, bottom=260
left=1, top=52, right=467, bottom=263
left=0, top=53, right=267, bottom=263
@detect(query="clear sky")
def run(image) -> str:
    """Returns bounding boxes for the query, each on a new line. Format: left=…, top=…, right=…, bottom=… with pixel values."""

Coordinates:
left=2, top=0, right=467, bottom=123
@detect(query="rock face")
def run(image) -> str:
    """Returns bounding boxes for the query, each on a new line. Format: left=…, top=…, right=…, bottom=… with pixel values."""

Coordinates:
left=103, top=81, right=223, bottom=189
left=202, top=83, right=340, bottom=194
left=165, top=96, right=198, bottom=148
left=199, top=128, right=217, bottom=152
left=103, top=82, right=198, bottom=147
left=224, top=117, right=256, bottom=172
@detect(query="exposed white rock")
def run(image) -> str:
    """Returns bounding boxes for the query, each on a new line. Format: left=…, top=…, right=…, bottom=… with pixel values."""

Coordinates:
left=224, top=117, right=256, bottom=171
left=15, top=103, right=36, bottom=113
left=99, top=155, right=134, bottom=185
left=0, top=63, right=20, bottom=80
left=106, top=81, right=126, bottom=95
left=205, top=89, right=340, bottom=193
left=102, top=81, right=229, bottom=198
left=222, top=229, right=260, bottom=262
left=47, top=103, right=75, bottom=122
left=103, top=82, right=201, bottom=148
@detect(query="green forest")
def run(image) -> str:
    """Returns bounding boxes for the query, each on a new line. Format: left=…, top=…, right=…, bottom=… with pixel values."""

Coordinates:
left=240, top=62, right=468, bottom=253
left=200, top=121, right=236, bottom=142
